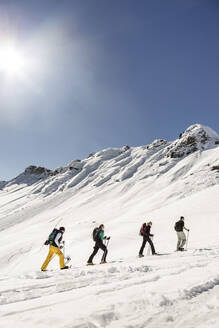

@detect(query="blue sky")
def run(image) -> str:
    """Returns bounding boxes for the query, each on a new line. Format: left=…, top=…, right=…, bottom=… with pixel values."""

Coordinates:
left=0, top=0, right=219, bottom=180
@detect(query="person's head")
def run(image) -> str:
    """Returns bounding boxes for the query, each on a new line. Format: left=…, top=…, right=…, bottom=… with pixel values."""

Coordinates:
left=148, top=221, right=152, bottom=226
left=99, top=224, right=104, bottom=230
left=59, top=226, right=65, bottom=233
left=180, top=216, right=184, bottom=221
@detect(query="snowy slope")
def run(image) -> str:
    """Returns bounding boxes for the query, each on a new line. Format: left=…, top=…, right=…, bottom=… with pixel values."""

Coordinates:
left=0, top=124, right=219, bottom=328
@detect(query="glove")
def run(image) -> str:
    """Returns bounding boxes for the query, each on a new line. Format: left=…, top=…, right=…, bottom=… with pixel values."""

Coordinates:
left=107, top=236, right=111, bottom=240
left=60, top=245, right=63, bottom=249
left=151, top=234, right=154, bottom=237
left=104, top=236, right=107, bottom=240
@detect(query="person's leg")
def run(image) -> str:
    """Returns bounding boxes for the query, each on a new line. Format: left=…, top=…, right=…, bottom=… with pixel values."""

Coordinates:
left=176, top=232, right=181, bottom=250
left=88, top=244, right=99, bottom=263
left=147, top=237, right=156, bottom=254
left=41, top=246, right=55, bottom=270
left=180, top=232, right=186, bottom=248
left=139, top=237, right=147, bottom=255
left=54, top=247, right=65, bottom=269
left=100, top=243, right=107, bottom=262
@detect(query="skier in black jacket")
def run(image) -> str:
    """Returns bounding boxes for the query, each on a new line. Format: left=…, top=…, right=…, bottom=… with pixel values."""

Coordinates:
left=139, top=221, right=156, bottom=257
left=175, top=216, right=189, bottom=251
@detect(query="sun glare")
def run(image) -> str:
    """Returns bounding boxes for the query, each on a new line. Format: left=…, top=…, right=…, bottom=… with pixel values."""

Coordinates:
left=0, top=42, right=28, bottom=79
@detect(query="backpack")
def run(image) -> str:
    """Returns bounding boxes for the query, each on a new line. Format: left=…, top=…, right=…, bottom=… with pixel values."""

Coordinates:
left=44, top=228, right=59, bottom=245
left=139, top=223, right=146, bottom=236
left=93, top=227, right=100, bottom=241
left=174, top=221, right=181, bottom=232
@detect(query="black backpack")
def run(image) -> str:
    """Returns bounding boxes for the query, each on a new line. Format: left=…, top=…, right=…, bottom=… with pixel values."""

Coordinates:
left=44, top=228, right=59, bottom=245
left=174, top=221, right=181, bottom=232
left=93, top=227, right=100, bottom=241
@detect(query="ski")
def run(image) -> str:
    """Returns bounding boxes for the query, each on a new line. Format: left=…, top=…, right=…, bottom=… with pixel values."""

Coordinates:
left=152, top=253, right=171, bottom=256
left=100, top=260, right=124, bottom=264
left=138, top=253, right=172, bottom=257
left=41, top=265, right=72, bottom=272
left=87, top=260, right=123, bottom=266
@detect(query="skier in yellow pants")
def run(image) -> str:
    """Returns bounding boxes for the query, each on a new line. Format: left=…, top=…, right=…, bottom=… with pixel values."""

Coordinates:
left=41, top=226, right=69, bottom=271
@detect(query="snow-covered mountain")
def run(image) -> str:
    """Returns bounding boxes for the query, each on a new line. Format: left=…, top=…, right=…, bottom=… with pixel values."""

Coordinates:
left=2, top=123, right=219, bottom=197
left=1, top=123, right=219, bottom=328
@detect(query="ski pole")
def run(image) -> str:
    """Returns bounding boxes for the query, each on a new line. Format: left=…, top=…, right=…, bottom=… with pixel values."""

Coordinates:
left=102, top=238, right=110, bottom=262
left=185, top=230, right=190, bottom=250
left=105, top=239, right=110, bottom=248
left=62, top=243, right=67, bottom=265
left=62, top=241, right=65, bottom=258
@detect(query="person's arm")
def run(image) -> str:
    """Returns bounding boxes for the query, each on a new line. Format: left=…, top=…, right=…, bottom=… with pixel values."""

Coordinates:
left=146, top=226, right=153, bottom=237
left=54, top=232, right=62, bottom=248
left=183, top=226, right=189, bottom=232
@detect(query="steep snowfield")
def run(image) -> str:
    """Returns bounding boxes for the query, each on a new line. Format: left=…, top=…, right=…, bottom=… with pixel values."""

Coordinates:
left=0, top=124, right=219, bottom=327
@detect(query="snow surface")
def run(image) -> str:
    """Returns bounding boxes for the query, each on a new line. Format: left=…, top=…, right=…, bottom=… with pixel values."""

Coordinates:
left=0, top=124, right=219, bottom=327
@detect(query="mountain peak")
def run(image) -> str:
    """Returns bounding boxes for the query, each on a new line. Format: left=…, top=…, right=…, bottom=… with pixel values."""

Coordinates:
left=166, top=124, right=219, bottom=159
left=24, top=165, right=52, bottom=176
left=182, top=124, right=219, bottom=140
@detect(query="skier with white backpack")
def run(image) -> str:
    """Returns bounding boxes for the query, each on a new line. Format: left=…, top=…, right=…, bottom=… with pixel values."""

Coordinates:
left=41, top=226, right=69, bottom=271
left=87, top=224, right=110, bottom=265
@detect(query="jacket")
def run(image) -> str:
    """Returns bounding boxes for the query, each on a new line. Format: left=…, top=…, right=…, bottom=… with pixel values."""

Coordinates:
left=142, top=225, right=153, bottom=237
left=52, top=230, right=63, bottom=248
left=96, top=230, right=105, bottom=243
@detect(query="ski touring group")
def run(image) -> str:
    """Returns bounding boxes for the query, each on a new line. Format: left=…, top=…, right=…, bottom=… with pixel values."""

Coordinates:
left=41, top=216, right=190, bottom=271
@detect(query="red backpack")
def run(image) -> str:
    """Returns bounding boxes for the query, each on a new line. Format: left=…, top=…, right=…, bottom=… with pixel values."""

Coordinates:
left=139, top=223, right=146, bottom=236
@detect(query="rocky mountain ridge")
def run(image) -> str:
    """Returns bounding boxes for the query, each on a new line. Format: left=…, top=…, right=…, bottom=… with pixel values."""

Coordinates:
left=1, top=124, right=219, bottom=198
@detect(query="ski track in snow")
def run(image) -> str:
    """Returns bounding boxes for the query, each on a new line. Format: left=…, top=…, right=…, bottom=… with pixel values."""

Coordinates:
left=1, top=247, right=219, bottom=327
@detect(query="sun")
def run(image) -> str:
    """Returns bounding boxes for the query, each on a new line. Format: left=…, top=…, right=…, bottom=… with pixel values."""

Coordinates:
left=0, top=41, right=28, bottom=79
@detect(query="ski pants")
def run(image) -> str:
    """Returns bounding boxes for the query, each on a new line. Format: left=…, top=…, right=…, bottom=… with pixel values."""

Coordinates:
left=41, top=245, right=65, bottom=270
left=88, top=241, right=107, bottom=263
left=139, top=236, right=155, bottom=255
left=176, top=231, right=186, bottom=250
